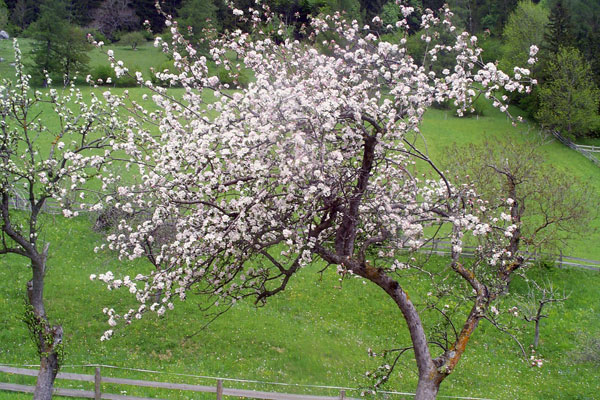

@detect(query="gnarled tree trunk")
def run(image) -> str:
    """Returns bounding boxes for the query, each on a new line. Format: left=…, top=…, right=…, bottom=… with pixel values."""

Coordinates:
left=26, top=255, right=62, bottom=400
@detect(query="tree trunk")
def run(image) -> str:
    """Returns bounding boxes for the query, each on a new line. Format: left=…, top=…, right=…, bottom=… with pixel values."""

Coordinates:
left=534, top=319, right=540, bottom=349
left=27, top=256, right=62, bottom=400
left=415, top=375, right=440, bottom=400
left=34, top=352, right=60, bottom=400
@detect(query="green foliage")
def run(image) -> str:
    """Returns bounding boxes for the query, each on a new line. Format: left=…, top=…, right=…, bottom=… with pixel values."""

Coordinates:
left=319, top=0, right=363, bottom=23
left=500, top=0, right=549, bottom=71
left=90, top=63, right=140, bottom=86
left=534, top=254, right=557, bottom=271
left=216, top=65, right=250, bottom=88
left=460, top=96, right=490, bottom=117
left=0, top=0, right=8, bottom=30
left=544, top=0, right=574, bottom=54
left=118, top=30, right=147, bottom=50
left=379, top=0, right=400, bottom=27
left=478, top=36, right=503, bottom=64
left=59, top=25, right=92, bottom=84
left=86, top=28, right=108, bottom=44
left=91, top=64, right=116, bottom=83
left=26, top=0, right=91, bottom=86
left=177, top=0, right=220, bottom=45
left=149, top=59, right=176, bottom=85
left=536, top=47, right=600, bottom=138
left=26, top=0, right=71, bottom=85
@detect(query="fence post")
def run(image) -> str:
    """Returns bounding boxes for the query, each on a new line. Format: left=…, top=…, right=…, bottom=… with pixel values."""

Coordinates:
left=559, top=249, right=563, bottom=268
left=216, top=379, right=223, bottom=400
left=339, top=390, right=346, bottom=399
left=94, top=367, right=101, bottom=400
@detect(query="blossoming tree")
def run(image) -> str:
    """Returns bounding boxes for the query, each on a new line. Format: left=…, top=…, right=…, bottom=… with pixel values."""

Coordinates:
left=0, top=42, right=120, bottom=400
left=93, top=4, right=539, bottom=399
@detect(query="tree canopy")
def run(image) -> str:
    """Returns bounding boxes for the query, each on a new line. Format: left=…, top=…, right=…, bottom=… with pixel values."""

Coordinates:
left=536, top=46, right=600, bottom=137
left=86, top=6, right=543, bottom=399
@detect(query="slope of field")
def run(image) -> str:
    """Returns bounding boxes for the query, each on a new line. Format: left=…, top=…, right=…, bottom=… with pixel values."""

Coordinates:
left=0, top=213, right=599, bottom=400
left=1, top=39, right=599, bottom=400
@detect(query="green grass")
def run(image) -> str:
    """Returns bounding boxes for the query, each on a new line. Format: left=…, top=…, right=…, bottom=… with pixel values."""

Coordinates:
left=416, top=106, right=600, bottom=260
left=87, top=41, right=170, bottom=81
left=0, top=215, right=598, bottom=399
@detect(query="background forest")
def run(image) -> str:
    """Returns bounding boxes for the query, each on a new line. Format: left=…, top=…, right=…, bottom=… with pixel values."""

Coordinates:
left=0, top=0, right=599, bottom=137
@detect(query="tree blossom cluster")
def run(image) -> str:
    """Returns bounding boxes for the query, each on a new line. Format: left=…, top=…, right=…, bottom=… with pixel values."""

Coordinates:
left=1, top=40, right=122, bottom=225
left=88, top=4, right=536, bottom=398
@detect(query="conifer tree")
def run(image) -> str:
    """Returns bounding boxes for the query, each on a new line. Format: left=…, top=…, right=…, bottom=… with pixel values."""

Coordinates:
left=544, top=0, right=574, bottom=54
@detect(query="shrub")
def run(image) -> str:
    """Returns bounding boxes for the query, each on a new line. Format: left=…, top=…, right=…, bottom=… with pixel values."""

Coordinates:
left=459, top=96, right=489, bottom=117
left=90, top=64, right=140, bottom=87
left=87, top=28, right=109, bottom=44
left=119, top=31, right=147, bottom=50
left=90, top=64, right=116, bottom=85
left=216, top=66, right=250, bottom=88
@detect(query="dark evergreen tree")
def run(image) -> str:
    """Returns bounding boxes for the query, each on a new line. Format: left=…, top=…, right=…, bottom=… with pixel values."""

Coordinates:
left=536, top=47, right=600, bottom=138
left=27, top=0, right=71, bottom=86
left=71, top=0, right=103, bottom=26
left=544, top=0, right=573, bottom=54
left=8, top=0, right=38, bottom=32
left=27, top=0, right=90, bottom=86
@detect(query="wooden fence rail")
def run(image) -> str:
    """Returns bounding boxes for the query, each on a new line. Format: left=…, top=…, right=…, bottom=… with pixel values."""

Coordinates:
left=419, top=240, right=600, bottom=271
left=0, top=366, right=354, bottom=400
left=573, top=144, right=600, bottom=153
left=551, top=130, right=600, bottom=166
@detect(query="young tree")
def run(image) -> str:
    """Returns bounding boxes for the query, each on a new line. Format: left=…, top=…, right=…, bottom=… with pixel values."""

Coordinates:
left=26, top=0, right=70, bottom=86
left=0, top=42, right=119, bottom=400
left=536, top=46, right=600, bottom=138
left=58, top=25, right=92, bottom=86
left=520, top=280, right=569, bottom=349
left=500, top=0, right=548, bottom=72
left=447, top=134, right=596, bottom=260
left=92, top=6, right=538, bottom=399
left=119, top=30, right=146, bottom=49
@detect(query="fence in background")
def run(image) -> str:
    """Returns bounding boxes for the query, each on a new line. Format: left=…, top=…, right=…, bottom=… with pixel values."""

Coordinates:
left=7, top=190, right=63, bottom=215
left=551, top=130, right=600, bottom=166
left=0, top=366, right=354, bottom=400
left=573, top=144, right=600, bottom=153
left=420, top=240, right=600, bottom=271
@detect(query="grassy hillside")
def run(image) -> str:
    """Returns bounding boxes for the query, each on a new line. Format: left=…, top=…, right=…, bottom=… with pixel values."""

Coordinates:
left=417, top=106, right=600, bottom=260
left=1, top=38, right=599, bottom=400
left=0, top=214, right=598, bottom=399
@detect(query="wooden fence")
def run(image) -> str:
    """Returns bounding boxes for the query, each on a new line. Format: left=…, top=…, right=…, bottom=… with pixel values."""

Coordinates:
left=0, top=366, right=354, bottom=400
left=573, top=144, right=600, bottom=153
left=7, top=190, right=63, bottom=215
left=417, top=240, right=600, bottom=271
left=551, top=130, right=600, bottom=166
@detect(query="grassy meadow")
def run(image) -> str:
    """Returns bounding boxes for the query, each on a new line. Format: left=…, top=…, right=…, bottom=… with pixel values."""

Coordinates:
left=0, top=37, right=599, bottom=399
